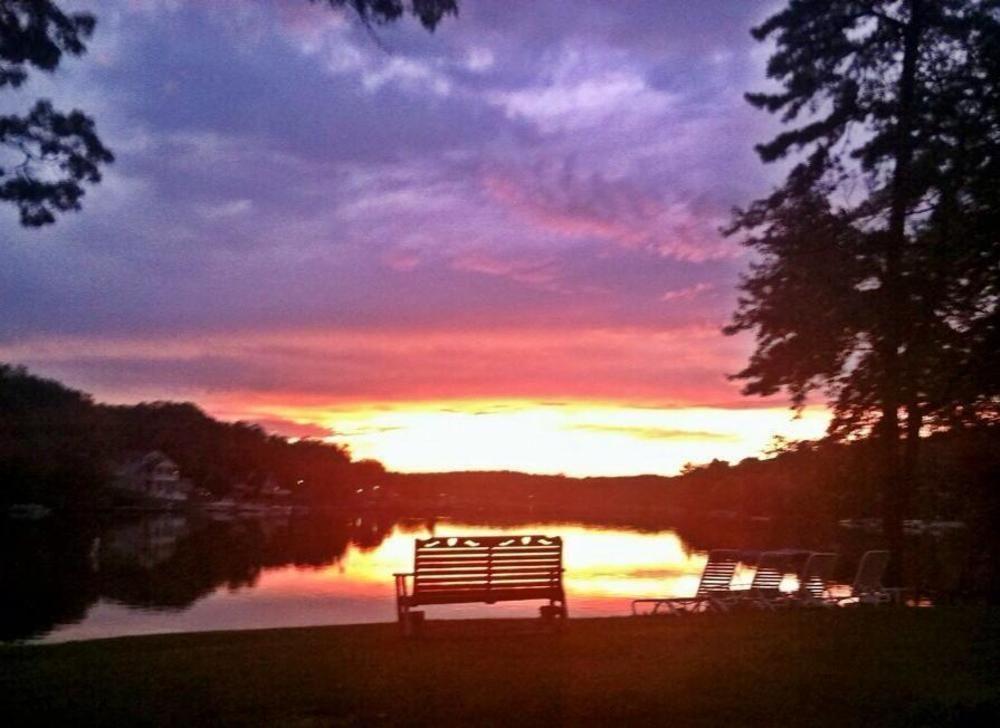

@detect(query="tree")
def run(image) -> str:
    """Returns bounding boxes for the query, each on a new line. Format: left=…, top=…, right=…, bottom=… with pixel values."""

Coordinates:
left=314, top=0, right=458, bottom=31
left=0, top=1, right=113, bottom=226
left=726, top=0, right=1000, bottom=578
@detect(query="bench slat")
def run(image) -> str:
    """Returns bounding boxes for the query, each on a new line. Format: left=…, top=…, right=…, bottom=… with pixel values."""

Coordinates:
left=417, top=558, right=562, bottom=569
left=416, top=571, right=560, bottom=581
left=417, top=547, right=561, bottom=554
left=416, top=575, right=559, bottom=586
left=415, top=583, right=559, bottom=593
left=402, top=589, right=559, bottom=606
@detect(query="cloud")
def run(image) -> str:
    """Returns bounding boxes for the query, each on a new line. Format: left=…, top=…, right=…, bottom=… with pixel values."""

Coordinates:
left=0, top=0, right=783, bottom=430
left=464, top=47, right=495, bottom=72
left=197, top=199, right=253, bottom=219
left=360, top=56, right=452, bottom=96
left=490, top=67, right=674, bottom=133
left=571, top=423, right=738, bottom=441
left=244, top=417, right=332, bottom=439
left=661, top=282, right=715, bottom=302
left=0, top=324, right=754, bottom=409
left=448, top=248, right=561, bottom=288
left=480, top=162, right=737, bottom=262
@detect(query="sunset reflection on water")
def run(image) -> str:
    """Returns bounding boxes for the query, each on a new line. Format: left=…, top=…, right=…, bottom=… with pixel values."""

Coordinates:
left=321, top=521, right=707, bottom=604
left=38, top=520, right=715, bottom=643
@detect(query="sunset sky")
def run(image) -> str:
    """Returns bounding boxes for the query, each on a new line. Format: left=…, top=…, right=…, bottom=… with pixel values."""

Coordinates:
left=0, top=0, right=830, bottom=475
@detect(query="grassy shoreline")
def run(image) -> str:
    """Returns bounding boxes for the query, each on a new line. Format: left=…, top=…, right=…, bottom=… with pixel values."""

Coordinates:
left=3, top=609, right=998, bottom=726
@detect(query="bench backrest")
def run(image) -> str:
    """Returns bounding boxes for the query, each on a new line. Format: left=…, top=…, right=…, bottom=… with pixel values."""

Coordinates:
left=412, top=535, right=563, bottom=596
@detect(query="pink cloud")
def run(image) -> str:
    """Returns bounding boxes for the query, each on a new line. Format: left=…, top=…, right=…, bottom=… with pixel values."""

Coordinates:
left=1, top=324, right=754, bottom=411
left=448, top=248, right=562, bottom=288
left=480, top=166, right=736, bottom=263
left=661, top=282, right=715, bottom=302
left=381, top=247, right=423, bottom=271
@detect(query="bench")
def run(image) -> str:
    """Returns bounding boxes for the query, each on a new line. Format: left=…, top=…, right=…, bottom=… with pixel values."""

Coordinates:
left=394, top=535, right=567, bottom=633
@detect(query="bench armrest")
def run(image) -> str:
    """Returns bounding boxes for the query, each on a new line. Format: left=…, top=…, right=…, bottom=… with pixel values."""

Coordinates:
left=394, top=572, right=413, bottom=599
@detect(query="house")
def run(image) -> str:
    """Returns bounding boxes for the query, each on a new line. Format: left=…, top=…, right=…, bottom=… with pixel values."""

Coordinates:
left=113, top=451, right=192, bottom=504
left=259, top=474, right=291, bottom=499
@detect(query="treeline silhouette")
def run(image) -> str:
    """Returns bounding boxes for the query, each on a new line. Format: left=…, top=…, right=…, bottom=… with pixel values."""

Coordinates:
left=0, top=364, right=380, bottom=509
left=387, top=428, right=999, bottom=530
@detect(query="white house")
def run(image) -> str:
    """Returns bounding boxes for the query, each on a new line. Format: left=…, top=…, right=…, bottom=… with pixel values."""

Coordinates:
left=113, top=451, right=192, bottom=503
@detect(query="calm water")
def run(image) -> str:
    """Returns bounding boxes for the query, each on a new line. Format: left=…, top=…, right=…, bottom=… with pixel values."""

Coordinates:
left=5, top=513, right=758, bottom=644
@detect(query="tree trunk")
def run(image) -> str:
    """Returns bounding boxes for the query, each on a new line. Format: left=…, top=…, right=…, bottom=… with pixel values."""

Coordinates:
left=881, top=0, right=923, bottom=585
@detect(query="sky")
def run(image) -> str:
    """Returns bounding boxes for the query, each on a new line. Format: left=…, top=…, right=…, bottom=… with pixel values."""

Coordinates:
left=0, top=0, right=829, bottom=475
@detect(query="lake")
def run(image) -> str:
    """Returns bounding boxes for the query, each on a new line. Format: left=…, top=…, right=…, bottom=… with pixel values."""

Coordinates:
left=4, top=512, right=777, bottom=643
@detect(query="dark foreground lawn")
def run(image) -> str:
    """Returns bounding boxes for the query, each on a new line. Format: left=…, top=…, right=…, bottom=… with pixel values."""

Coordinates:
left=2, top=609, right=998, bottom=727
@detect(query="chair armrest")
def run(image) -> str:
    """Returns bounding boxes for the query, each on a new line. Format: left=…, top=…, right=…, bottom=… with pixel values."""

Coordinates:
left=393, top=572, right=414, bottom=599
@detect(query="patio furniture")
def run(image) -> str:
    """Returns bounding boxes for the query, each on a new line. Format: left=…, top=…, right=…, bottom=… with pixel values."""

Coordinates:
left=394, top=534, right=566, bottom=635
left=828, top=550, right=893, bottom=606
left=789, top=551, right=837, bottom=607
left=719, top=550, right=789, bottom=610
left=631, top=549, right=740, bottom=615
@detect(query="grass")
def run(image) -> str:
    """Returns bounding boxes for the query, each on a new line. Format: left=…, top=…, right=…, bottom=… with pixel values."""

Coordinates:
left=2, top=608, right=998, bottom=726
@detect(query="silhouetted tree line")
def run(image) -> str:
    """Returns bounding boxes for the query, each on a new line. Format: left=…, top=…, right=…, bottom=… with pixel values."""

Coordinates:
left=386, top=428, right=999, bottom=529
left=0, top=364, right=381, bottom=508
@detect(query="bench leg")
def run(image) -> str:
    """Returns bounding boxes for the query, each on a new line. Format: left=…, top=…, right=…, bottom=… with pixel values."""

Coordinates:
left=397, top=598, right=410, bottom=636
left=540, top=596, right=568, bottom=624
left=400, top=608, right=426, bottom=637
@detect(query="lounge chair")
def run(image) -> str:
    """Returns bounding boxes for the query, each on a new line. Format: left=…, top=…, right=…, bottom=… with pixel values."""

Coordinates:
left=788, top=551, right=837, bottom=607
left=631, top=549, right=740, bottom=615
left=718, top=550, right=789, bottom=610
left=828, top=550, right=892, bottom=606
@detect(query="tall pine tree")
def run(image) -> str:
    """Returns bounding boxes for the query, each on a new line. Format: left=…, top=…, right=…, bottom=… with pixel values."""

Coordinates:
left=727, top=0, right=1000, bottom=578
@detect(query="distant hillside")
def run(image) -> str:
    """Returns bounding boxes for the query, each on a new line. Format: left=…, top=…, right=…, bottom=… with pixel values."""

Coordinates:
left=0, top=364, right=380, bottom=509
left=387, top=428, right=1000, bottom=534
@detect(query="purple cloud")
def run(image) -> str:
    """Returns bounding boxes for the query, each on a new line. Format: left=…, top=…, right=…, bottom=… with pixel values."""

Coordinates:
left=0, top=0, right=781, bottom=418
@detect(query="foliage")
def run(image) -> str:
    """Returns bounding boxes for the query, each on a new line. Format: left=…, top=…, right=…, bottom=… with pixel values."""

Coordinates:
left=313, top=0, right=458, bottom=31
left=0, top=0, right=113, bottom=226
left=726, top=0, right=1000, bottom=563
left=0, top=363, right=104, bottom=508
left=728, top=0, right=1000, bottom=431
left=0, top=364, right=370, bottom=508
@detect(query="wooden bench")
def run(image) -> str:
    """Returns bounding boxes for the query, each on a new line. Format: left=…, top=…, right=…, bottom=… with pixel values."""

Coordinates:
left=394, top=535, right=567, bottom=633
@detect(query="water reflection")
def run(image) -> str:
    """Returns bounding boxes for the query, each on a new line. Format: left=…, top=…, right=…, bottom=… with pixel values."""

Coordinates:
left=0, top=511, right=951, bottom=643
left=3, top=513, right=716, bottom=642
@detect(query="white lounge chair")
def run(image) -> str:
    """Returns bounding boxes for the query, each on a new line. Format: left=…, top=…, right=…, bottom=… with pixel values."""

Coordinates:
left=631, top=549, right=740, bottom=615
left=829, top=550, right=892, bottom=606
left=718, top=550, right=789, bottom=610
left=789, top=551, right=837, bottom=607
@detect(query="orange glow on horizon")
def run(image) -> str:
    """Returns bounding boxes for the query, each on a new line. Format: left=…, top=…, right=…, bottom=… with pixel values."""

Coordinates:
left=233, top=399, right=831, bottom=476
